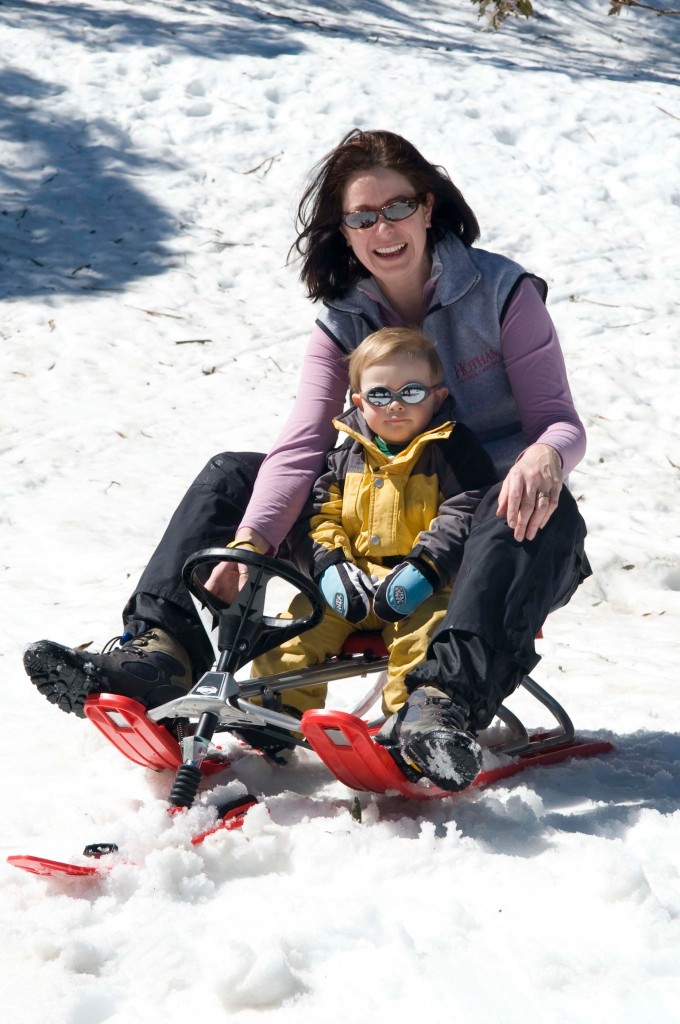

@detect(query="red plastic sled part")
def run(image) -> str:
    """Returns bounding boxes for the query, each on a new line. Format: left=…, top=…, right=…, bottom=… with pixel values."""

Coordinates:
left=7, top=800, right=259, bottom=878
left=6, top=855, right=105, bottom=877
left=83, top=694, right=235, bottom=774
left=83, top=693, right=183, bottom=770
left=301, top=709, right=613, bottom=799
left=302, top=709, right=450, bottom=798
left=189, top=798, right=259, bottom=846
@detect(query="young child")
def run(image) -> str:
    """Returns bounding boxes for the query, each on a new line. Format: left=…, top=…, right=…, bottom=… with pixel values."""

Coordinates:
left=251, top=327, right=498, bottom=776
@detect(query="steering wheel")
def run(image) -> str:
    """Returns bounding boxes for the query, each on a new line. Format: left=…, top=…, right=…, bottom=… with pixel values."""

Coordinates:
left=182, top=547, right=324, bottom=670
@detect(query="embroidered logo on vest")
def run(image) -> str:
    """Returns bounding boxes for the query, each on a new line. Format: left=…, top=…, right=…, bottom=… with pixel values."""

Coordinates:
left=454, top=348, right=502, bottom=383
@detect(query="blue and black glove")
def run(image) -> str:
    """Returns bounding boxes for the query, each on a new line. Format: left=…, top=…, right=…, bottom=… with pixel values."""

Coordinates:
left=318, top=562, right=376, bottom=623
left=373, top=559, right=439, bottom=622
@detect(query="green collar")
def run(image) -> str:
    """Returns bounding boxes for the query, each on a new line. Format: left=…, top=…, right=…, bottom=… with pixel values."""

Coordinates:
left=374, top=434, right=409, bottom=458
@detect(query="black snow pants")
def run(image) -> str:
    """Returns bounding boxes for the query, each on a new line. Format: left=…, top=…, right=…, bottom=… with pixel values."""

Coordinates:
left=123, top=453, right=590, bottom=729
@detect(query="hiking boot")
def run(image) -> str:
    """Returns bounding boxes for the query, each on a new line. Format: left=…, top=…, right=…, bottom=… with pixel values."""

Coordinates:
left=23, top=629, right=193, bottom=719
left=375, top=686, right=482, bottom=791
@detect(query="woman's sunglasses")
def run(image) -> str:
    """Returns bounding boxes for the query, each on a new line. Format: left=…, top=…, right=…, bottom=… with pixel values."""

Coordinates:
left=341, top=196, right=425, bottom=231
left=361, top=382, right=440, bottom=407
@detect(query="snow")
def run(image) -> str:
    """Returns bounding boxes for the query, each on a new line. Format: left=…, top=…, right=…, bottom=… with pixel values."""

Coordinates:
left=2, top=0, right=680, bottom=1020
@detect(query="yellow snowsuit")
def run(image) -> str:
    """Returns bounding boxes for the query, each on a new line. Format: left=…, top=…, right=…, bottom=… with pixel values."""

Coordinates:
left=252, top=400, right=497, bottom=715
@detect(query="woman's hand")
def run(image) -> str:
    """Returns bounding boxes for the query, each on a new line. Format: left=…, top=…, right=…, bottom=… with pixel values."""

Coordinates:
left=496, top=444, right=563, bottom=542
left=204, top=528, right=270, bottom=603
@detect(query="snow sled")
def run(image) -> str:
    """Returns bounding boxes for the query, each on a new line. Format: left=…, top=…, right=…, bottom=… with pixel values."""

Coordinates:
left=8, top=549, right=613, bottom=878
left=84, top=548, right=612, bottom=806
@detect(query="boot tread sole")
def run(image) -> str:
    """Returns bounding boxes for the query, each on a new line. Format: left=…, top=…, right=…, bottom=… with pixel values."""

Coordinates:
left=24, top=643, right=103, bottom=718
left=404, top=732, right=482, bottom=792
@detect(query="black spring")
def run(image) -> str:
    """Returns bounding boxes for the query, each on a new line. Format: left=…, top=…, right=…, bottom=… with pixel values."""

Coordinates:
left=168, top=763, right=202, bottom=808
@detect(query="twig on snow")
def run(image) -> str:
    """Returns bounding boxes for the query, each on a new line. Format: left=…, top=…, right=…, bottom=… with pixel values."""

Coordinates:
left=243, top=153, right=282, bottom=176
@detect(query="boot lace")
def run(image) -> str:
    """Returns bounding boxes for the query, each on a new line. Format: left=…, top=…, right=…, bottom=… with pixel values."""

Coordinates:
left=101, top=635, right=124, bottom=654
left=101, top=632, right=155, bottom=655
left=424, top=694, right=469, bottom=732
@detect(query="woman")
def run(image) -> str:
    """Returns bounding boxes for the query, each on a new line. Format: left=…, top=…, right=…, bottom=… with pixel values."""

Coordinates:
left=24, top=130, right=589, bottom=791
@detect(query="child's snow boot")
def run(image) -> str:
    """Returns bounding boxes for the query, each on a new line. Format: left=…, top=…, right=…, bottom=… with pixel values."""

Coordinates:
left=23, top=629, right=193, bottom=718
left=375, top=686, right=482, bottom=791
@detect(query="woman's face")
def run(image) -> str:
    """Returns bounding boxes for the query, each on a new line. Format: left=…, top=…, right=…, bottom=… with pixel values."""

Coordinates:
left=340, top=167, right=433, bottom=293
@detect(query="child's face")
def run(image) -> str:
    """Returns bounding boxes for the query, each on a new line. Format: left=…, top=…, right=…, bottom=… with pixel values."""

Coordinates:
left=352, top=353, right=449, bottom=445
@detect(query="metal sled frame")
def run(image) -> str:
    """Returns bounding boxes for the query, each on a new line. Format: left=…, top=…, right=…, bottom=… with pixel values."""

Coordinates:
left=82, top=548, right=612, bottom=801
left=146, top=642, right=583, bottom=759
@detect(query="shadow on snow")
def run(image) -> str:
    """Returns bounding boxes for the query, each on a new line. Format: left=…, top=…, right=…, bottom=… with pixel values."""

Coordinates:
left=0, top=1, right=306, bottom=302
left=0, top=68, right=179, bottom=301
left=231, top=726, right=680, bottom=857
left=5, top=0, right=678, bottom=86
left=2, top=0, right=677, bottom=300
left=2, top=0, right=308, bottom=61
left=382, top=727, right=680, bottom=856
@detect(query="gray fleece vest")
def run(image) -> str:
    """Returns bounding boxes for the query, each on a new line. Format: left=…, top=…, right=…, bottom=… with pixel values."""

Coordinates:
left=315, top=234, right=547, bottom=476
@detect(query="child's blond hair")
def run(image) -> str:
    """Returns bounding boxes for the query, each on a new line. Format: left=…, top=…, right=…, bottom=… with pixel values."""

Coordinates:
left=348, top=327, right=444, bottom=395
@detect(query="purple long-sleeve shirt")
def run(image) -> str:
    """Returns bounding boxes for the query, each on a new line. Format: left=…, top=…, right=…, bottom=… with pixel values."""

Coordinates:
left=239, top=277, right=585, bottom=551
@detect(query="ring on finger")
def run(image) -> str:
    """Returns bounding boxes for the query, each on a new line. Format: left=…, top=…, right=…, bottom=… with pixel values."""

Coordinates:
left=537, top=491, right=551, bottom=501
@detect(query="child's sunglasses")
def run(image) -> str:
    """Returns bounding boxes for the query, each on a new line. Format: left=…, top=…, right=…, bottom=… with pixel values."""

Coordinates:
left=341, top=195, right=425, bottom=231
left=361, top=382, right=440, bottom=407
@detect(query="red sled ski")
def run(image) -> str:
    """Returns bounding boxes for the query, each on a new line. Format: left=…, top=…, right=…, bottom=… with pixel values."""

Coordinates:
left=7, top=795, right=260, bottom=878
left=8, top=549, right=612, bottom=877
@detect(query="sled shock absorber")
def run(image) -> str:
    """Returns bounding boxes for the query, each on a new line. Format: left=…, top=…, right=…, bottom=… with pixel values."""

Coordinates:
left=168, top=711, right=219, bottom=808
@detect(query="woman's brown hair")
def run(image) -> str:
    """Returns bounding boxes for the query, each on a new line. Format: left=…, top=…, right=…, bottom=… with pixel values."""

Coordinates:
left=290, top=129, right=480, bottom=303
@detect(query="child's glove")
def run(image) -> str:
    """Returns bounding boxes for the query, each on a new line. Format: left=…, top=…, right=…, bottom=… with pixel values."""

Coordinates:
left=318, top=562, right=375, bottom=623
left=373, top=560, right=435, bottom=622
